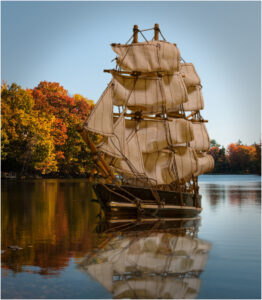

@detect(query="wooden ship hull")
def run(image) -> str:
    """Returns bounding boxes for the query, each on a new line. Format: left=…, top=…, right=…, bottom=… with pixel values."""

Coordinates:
left=93, top=183, right=202, bottom=218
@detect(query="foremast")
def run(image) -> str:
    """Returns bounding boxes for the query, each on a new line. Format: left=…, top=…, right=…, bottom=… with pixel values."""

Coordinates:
left=79, top=24, right=214, bottom=200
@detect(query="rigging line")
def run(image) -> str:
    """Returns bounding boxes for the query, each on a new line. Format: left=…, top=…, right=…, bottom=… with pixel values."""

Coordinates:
left=159, top=29, right=166, bottom=41
left=125, top=33, right=135, bottom=45
left=138, top=30, right=148, bottom=42
left=101, top=183, right=136, bottom=203
left=117, top=42, right=133, bottom=70
left=139, top=27, right=154, bottom=32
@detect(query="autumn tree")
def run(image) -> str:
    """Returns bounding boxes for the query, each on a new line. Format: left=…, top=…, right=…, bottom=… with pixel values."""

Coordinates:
left=31, top=82, right=94, bottom=176
left=227, top=142, right=261, bottom=174
left=1, top=83, right=57, bottom=175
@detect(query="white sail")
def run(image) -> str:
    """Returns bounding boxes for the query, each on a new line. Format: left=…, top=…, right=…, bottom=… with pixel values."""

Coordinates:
left=112, top=130, right=145, bottom=176
left=111, top=41, right=180, bottom=73
left=143, top=151, right=176, bottom=185
left=174, top=147, right=198, bottom=181
left=180, top=63, right=201, bottom=87
left=112, top=72, right=188, bottom=114
left=143, top=147, right=197, bottom=185
left=190, top=122, right=210, bottom=151
left=84, top=83, right=114, bottom=136
left=194, top=153, right=214, bottom=176
left=137, top=119, right=194, bottom=153
left=97, top=116, right=125, bottom=158
left=182, top=85, right=204, bottom=111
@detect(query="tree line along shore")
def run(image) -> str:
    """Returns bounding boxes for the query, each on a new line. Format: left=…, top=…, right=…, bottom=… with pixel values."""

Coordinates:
left=1, top=82, right=261, bottom=179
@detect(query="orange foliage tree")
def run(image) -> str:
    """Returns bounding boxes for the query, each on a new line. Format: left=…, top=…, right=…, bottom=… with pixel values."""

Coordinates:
left=1, top=81, right=95, bottom=177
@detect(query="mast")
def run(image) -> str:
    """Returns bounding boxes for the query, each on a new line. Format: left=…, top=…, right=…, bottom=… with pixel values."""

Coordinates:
left=132, top=25, right=138, bottom=43
left=154, top=23, right=159, bottom=41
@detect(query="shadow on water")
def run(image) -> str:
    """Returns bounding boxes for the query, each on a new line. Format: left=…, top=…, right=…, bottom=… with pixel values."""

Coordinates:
left=78, top=216, right=212, bottom=299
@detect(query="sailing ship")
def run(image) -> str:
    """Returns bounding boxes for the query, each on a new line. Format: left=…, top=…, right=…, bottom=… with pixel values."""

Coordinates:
left=79, top=217, right=211, bottom=299
left=78, top=24, right=214, bottom=217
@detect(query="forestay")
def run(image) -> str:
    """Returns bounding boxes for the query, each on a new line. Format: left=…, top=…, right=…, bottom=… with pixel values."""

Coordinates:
left=111, top=41, right=181, bottom=73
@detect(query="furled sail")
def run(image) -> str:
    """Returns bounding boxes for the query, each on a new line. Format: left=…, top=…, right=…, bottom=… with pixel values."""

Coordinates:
left=111, top=41, right=181, bottom=73
left=84, top=83, right=114, bottom=136
left=112, top=71, right=188, bottom=114
left=190, top=122, right=210, bottom=151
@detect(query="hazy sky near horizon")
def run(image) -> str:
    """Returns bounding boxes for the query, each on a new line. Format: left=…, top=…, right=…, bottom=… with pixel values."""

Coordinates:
left=1, top=1, right=261, bottom=146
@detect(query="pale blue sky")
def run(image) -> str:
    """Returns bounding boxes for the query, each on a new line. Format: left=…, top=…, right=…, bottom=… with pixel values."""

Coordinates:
left=1, top=1, right=261, bottom=146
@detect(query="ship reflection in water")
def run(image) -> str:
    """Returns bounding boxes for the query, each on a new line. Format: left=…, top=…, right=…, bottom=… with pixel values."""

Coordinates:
left=79, top=217, right=211, bottom=299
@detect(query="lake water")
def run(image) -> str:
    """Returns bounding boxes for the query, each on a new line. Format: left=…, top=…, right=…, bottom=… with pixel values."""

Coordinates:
left=1, top=175, right=261, bottom=299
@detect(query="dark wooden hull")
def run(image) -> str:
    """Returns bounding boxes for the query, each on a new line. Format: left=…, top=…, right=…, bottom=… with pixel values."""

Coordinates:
left=93, top=183, right=202, bottom=218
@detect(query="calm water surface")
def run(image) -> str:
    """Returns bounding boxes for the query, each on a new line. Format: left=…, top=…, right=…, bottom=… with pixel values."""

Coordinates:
left=1, top=175, right=261, bottom=299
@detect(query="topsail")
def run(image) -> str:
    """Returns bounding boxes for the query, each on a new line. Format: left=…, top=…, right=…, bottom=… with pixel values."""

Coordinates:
left=111, top=41, right=181, bottom=73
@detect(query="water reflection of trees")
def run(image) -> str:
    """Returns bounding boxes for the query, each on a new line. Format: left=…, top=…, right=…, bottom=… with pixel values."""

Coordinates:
left=205, top=184, right=226, bottom=207
left=1, top=180, right=101, bottom=276
left=227, top=187, right=261, bottom=207
left=202, top=183, right=261, bottom=208
left=79, top=217, right=212, bottom=299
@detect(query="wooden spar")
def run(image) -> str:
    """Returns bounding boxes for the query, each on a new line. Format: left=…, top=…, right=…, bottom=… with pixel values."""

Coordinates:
left=104, top=69, right=174, bottom=78
left=154, top=23, right=159, bottom=41
left=113, top=112, right=173, bottom=122
left=191, top=119, right=208, bottom=123
left=132, top=25, right=138, bottom=43
left=186, top=111, right=198, bottom=120
left=77, top=128, right=115, bottom=181
left=167, top=112, right=185, bottom=118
